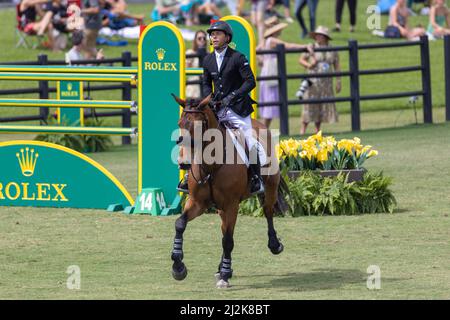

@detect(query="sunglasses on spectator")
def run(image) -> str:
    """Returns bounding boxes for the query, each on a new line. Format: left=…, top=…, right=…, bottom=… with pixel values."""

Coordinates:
left=197, top=37, right=206, bottom=41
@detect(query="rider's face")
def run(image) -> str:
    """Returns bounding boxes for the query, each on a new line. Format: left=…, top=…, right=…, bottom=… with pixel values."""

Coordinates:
left=210, top=31, right=228, bottom=50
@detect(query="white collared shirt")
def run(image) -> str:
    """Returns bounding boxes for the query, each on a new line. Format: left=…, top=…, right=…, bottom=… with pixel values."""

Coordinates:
left=215, top=46, right=227, bottom=71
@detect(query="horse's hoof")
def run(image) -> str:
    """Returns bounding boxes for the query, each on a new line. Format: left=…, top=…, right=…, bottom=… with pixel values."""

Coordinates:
left=215, top=270, right=233, bottom=281
left=172, top=264, right=188, bottom=281
left=216, top=279, right=231, bottom=289
left=270, top=242, right=284, bottom=255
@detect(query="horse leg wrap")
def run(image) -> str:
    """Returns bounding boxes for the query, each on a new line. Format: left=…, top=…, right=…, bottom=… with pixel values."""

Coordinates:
left=171, top=238, right=184, bottom=262
left=220, top=258, right=233, bottom=281
left=171, top=214, right=187, bottom=263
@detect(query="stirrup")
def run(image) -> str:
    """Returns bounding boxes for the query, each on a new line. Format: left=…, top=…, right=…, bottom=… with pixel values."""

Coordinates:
left=177, top=180, right=189, bottom=193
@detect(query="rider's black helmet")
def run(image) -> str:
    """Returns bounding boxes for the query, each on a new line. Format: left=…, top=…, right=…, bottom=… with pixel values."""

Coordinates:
left=207, top=20, right=233, bottom=43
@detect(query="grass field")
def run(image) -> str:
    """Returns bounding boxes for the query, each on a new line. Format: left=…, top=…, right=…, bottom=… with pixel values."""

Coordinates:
left=0, top=1, right=450, bottom=300
left=0, top=123, right=449, bottom=299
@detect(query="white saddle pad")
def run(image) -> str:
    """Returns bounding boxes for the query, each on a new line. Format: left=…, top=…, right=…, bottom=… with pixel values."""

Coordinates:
left=226, top=128, right=267, bottom=168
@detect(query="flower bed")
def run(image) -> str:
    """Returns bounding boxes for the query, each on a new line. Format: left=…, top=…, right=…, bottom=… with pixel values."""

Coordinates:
left=239, top=132, right=396, bottom=217
left=275, top=131, right=378, bottom=172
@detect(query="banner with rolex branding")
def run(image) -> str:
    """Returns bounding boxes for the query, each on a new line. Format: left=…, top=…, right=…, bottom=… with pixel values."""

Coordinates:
left=57, top=81, right=84, bottom=126
left=138, top=21, right=185, bottom=205
left=0, top=141, right=133, bottom=209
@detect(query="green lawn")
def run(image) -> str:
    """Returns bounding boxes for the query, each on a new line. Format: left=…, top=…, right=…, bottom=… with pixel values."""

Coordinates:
left=0, top=1, right=449, bottom=300
left=0, top=123, right=449, bottom=299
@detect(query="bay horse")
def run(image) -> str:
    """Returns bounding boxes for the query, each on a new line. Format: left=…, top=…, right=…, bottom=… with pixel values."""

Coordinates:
left=170, top=94, right=287, bottom=288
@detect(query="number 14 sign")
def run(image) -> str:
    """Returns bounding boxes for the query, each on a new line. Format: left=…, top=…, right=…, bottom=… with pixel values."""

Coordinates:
left=134, top=188, right=167, bottom=215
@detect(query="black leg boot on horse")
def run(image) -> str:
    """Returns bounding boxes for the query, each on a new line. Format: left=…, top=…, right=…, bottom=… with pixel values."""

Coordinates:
left=171, top=213, right=188, bottom=280
left=216, top=231, right=235, bottom=288
left=215, top=254, right=233, bottom=282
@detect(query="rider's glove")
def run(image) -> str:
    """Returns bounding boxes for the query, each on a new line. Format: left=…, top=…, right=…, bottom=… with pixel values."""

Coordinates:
left=221, top=91, right=236, bottom=108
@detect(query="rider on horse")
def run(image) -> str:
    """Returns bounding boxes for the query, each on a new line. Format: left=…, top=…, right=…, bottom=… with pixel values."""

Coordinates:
left=178, top=20, right=264, bottom=195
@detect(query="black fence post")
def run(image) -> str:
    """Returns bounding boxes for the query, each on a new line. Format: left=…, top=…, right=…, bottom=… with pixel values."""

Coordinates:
left=348, top=40, right=361, bottom=132
left=445, top=35, right=450, bottom=122
left=420, top=35, right=433, bottom=123
left=121, top=51, right=132, bottom=145
left=276, top=44, right=289, bottom=136
left=38, top=54, right=49, bottom=124
left=198, top=48, right=207, bottom=98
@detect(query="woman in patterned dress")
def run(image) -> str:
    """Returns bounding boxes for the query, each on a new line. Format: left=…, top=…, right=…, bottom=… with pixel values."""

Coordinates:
left=258, top=19, right=314, bottom=128
left=298, top=26, right=341, bottom=135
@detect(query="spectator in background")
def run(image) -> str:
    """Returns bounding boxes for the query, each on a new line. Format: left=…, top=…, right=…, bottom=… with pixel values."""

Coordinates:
left=258, top=19, right=314, bottom=128
left=426, top=0, right=450, bottom=39
left=298, top=26, right=340, bottom=135
left=19, top=0, right=55, bottom=47
left=334, top=0, right=357, bottom=33
left=105, top=0, right=144, bottom=24
left=44, top=0, right=70, bottom=50
left=251, top=0, right=268, bottom=48
left=221, top=0, right=238, bottom=16
left=100, top=0, right=143, bottom=30
left=267, top=0, right=294, bottom=23
left=81, top=0, right=102, bottom=58
left=385, top=0, right=425, bottom=40
left=191, top=0, right=222, bottom=25
left=185, top=30, right=207, bottom=99
left=46, top=0, right=70, bottom=33
left=295, top=0, right=319, bottom=39
left=66, top=29, right=104, bottom=64
left=151, top=0, right=184, bottom=24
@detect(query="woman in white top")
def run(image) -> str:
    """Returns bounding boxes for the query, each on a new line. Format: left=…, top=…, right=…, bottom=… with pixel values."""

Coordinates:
left=185, top=30, right=207, bottom=99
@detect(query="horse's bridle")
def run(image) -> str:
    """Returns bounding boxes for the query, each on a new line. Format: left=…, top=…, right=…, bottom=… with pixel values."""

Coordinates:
left=179, top=105, right=223, bottom=188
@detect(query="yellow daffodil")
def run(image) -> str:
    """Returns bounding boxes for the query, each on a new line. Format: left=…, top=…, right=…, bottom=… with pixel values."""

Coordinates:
left=310, top=131, right=323, bottom=143
left=317, top=149, right=329, bottom=162
left=367, top=150, right=379, bottom=158
left=357, top=145, right=372, bottom=156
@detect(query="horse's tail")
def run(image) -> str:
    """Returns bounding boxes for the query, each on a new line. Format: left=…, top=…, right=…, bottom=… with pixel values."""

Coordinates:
left=274, top=175, right=290, bottom=215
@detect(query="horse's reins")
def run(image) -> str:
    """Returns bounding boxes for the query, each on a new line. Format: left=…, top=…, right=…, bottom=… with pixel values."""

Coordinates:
left=181, top=105, right=225, bottom=205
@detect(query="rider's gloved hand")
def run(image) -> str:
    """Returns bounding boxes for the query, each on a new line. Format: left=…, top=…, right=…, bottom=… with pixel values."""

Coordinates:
left=221, top=91, right=236, bottom=108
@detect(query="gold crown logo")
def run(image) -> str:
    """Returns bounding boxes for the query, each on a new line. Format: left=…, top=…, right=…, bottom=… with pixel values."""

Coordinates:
left=67, top=82, right=73, bottom=91
left=16, top=147, right=39, bottom=177
left=229, top=42, right=237, bottom=50
left=156, top=48, right=166, bottom=61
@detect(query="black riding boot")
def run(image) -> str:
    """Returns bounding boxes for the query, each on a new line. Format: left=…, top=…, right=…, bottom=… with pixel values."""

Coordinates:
left=249, top=148, right=264, bottom=195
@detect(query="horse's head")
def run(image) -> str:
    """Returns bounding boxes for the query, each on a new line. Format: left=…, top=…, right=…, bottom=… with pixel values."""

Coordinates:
left=172, top=93, right=216, bottom=137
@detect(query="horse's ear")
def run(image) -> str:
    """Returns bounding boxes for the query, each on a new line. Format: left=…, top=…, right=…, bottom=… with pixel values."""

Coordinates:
left=171, top=93, right=185, bottom=108
left=198, top=94, right=212, bottom=110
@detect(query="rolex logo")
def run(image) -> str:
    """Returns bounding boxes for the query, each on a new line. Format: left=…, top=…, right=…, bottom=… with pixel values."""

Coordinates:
left=16, top=147, right=38, bottom=177
left=156, top=48, right=166, bottom=61
left=67, top=82, right=73, bottom=91
left=229, top=42, right=237, bottom=50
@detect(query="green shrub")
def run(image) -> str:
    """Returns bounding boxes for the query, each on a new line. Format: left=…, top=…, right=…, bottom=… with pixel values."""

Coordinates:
left=34, top=114, right=113, bottom=153
left=239, top=171, right=396, bottom=217
left=34, top=115, right=85, bottom=152
left=82, top=117, right=113, bottom=153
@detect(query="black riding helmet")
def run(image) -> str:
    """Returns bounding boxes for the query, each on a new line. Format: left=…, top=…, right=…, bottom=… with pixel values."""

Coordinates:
left=207, top=20, right=233, bottom=43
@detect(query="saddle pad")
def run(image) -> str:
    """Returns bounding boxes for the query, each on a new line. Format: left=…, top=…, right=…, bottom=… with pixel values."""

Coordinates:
left=225, top=128, right=268, bottom=168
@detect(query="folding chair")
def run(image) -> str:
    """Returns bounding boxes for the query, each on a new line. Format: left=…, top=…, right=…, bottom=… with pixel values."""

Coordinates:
left=15, top=4, right=40, bottom=49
